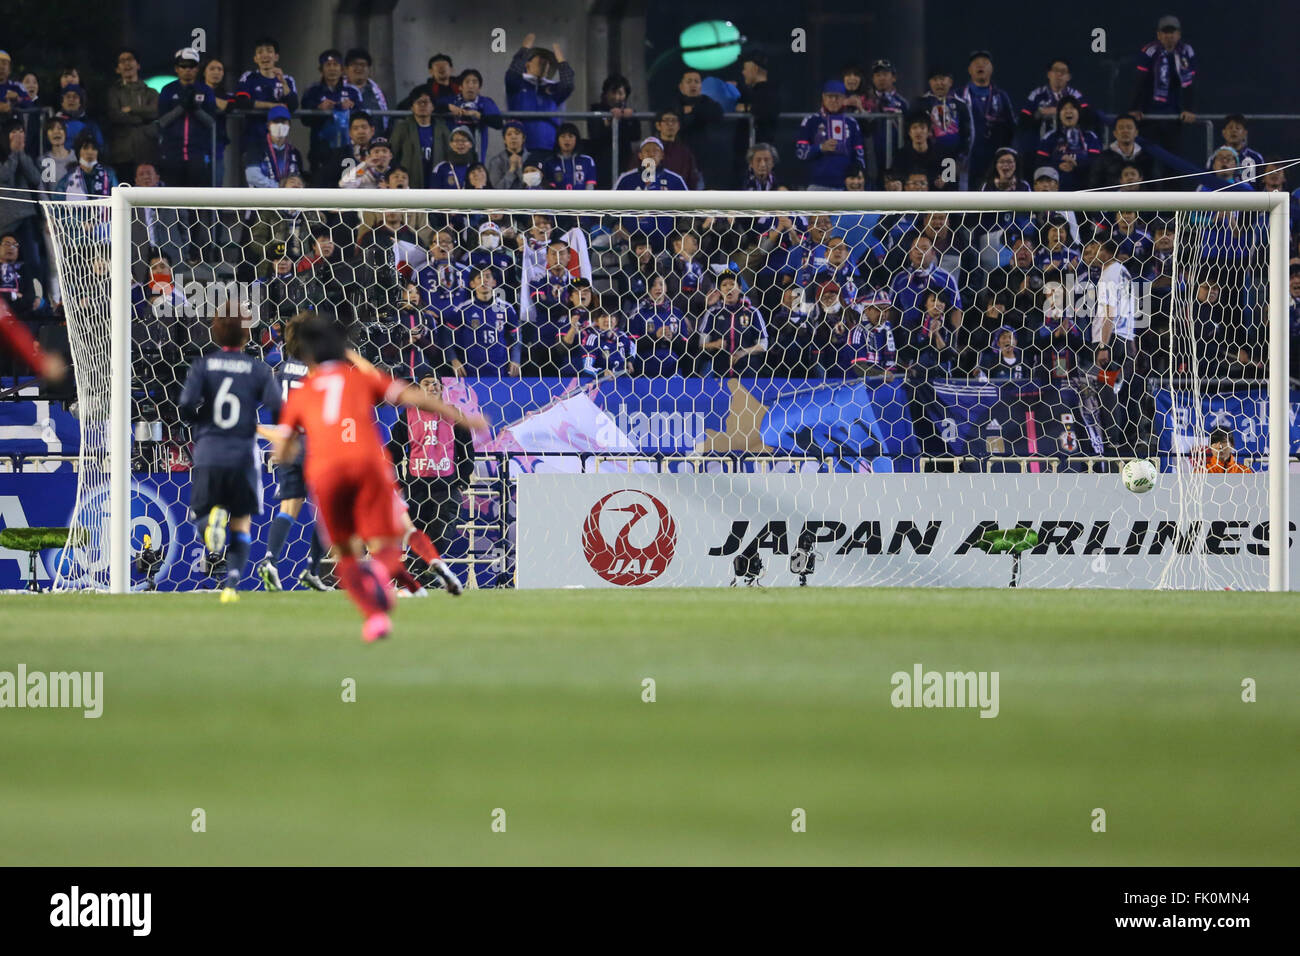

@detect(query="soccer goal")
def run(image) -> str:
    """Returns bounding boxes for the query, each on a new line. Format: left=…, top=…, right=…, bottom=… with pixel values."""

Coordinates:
left=40, top=187, right=1290, bottom=593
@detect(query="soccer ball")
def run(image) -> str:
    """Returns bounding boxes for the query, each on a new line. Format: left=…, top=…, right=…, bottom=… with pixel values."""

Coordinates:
left=1121, top=459, right=1158, bottom=494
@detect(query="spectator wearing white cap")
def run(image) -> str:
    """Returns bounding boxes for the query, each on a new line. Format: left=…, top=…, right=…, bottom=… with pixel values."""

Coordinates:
left=157, top=48, right=219, bottom=187
left=614, top=137, right=688, bottom=250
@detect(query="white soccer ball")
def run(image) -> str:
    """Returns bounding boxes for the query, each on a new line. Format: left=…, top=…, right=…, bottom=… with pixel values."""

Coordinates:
left=1121, top=459, right=1158, bottom=494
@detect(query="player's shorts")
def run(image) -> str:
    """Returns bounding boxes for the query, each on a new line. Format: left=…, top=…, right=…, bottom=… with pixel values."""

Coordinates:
left=275, top=462, right=308, bottom=502
left=189, top=464, right=262, bottom=520
left=309, top=459, right=405, bottom=548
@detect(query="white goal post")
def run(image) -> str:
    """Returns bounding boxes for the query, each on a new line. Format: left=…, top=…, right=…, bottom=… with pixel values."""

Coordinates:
left=85, top=186, right=1290, bottom=592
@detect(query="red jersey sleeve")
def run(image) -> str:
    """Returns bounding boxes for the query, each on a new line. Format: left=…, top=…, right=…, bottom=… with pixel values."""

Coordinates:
left=357, top=365, right=408, bottom=406
left=0, top=305, right=44, bottom=374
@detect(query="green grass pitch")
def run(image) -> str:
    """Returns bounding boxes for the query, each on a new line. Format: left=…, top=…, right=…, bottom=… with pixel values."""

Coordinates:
left=0, top=588, right=1296, bottom=866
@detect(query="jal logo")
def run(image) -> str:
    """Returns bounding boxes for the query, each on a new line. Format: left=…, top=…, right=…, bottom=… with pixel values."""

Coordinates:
left=581, top=490, right=676, bottom=586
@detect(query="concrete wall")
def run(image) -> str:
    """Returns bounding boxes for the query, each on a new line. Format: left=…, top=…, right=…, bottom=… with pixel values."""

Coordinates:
left=390, top=1, right=596, bottom=117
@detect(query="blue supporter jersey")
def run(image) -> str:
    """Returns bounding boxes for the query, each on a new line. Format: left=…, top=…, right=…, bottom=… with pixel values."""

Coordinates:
left=242, top=139, right=305, bottom=187
left=453, top=297, right=518, bottom=374
left=467, top=249, right=517, bottom=292
left=794, top=110, right=865, bottom=188
left=578, top=328, right=635, bottom=378
left=178, top=348, right=281, bottom=468
left=236, top=70, right=299, bottom=144
left=1035, top=128, right=1101, bottom=190
left=629, top=298, right=685, bottom=343
left=448, top=94, right=502, bottom=161
left=415, top=259, right=471, bottom=310
left=431, top=158, right=471, bottom=189
left=701, top=301, right=768, bottom=353
left=1020, top=84, right=1089, bottom=141
left=888, top=266, right=963, bottom=326
left=541, top=152, right=599, bottom=189
left=613, top=165, right=688, bottom=240
left=847, top=320, right=897, bottom=372
left=527, top=272, right=576, bottom=346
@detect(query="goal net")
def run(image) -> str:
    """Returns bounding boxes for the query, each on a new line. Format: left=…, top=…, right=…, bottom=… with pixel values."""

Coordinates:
left=40, top=188, right=1291, bottom=592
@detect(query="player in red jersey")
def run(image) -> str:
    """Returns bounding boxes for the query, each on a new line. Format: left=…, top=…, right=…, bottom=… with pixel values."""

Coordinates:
left=270, top=315, right=488, bottom=642
left=0, top=300, right=65, bottom=382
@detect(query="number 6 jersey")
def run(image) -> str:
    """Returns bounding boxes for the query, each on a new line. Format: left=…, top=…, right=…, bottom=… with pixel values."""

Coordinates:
left=178, top=346, right=282, bottom=468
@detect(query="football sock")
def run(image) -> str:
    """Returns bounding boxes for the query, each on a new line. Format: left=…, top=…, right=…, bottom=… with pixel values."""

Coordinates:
left=407, top=530, right=440, bottom=563
left=266, top=512, right=294, bottom=562
left=392, top=566, right=423, bottom=594
left=194, top=515, right=209, bottom=547
left=371, top=545, right=404, bottom=584
left=336, top=555, right=385, bottom=617
left=308, top=530, right=325, bottom=576
left=226, top=530, right=252, bottom=588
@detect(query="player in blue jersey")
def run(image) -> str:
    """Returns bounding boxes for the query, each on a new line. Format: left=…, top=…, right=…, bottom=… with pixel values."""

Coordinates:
left=178, top=303, right=282, bottom=602
left=254, top=313, right=330, bottom=592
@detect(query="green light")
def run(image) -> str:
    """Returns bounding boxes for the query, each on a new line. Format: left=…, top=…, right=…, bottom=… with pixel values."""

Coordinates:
left=145, top=75, right=172, bottom=94
left=679, top=21, right=743, bottom=71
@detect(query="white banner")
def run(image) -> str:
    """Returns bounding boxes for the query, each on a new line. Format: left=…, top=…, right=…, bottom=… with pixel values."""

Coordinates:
left=516, top=474, right=1299, bottom=589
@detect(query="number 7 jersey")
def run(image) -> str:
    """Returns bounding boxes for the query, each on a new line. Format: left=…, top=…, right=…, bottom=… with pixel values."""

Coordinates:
left=278, top=360, right=408, bottom=484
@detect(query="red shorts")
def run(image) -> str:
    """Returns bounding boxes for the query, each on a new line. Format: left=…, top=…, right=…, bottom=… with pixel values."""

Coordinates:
left=308, top=459, right=405, bottom=547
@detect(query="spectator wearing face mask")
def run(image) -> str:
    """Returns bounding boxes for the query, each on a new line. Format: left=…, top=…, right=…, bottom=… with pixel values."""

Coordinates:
left=57, top=132, right=118, bottom=197
left=520, top=162, right=544, bottom=190
left=244, top=105, right=304, bottom=187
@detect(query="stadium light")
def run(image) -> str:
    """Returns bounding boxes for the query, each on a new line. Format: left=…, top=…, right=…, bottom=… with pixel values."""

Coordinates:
left=679, top=21, right=745, bottom=70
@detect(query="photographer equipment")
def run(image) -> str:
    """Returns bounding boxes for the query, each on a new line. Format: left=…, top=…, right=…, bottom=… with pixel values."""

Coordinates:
left=789, top=527, right=818, bottom=586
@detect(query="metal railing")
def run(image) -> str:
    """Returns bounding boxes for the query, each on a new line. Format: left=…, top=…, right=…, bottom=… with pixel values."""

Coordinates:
left=225, top=107, right=756, bottom=188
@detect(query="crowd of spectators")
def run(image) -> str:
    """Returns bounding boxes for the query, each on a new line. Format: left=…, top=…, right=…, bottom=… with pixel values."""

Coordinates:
left=1, top=16, right=1298, bottom=461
